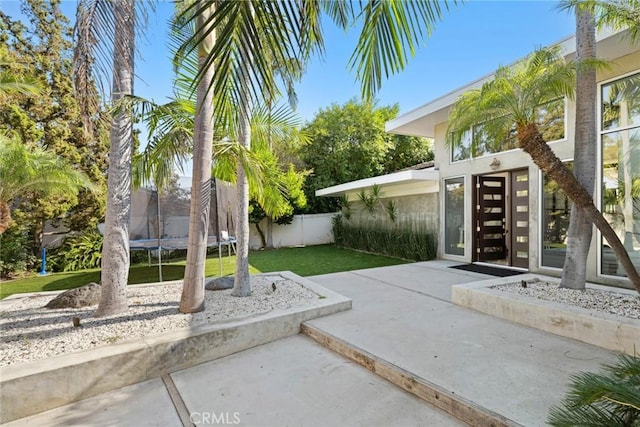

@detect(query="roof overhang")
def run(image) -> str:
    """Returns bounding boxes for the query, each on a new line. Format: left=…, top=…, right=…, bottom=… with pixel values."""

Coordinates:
left=385, top=27, right=635, bottom=138
left=316, top=168, right=439, bottom=198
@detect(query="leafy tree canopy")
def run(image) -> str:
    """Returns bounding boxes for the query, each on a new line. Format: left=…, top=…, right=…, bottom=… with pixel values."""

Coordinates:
left=301, top=99, right=433, bottom=213
left=0, top=0, right=108, bottom=250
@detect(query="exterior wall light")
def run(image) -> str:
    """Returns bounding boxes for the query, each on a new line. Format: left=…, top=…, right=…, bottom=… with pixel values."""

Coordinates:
left=489, top=158, right=501, bottom=170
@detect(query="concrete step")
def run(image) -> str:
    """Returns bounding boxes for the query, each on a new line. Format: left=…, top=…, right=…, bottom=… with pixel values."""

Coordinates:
left=301, top=322, right=522, bottom=427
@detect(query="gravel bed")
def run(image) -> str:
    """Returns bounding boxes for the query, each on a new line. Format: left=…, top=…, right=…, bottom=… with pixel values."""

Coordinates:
left=0, top=275, right=319, bottom=368
left=491, top=280, right=640, bottom=320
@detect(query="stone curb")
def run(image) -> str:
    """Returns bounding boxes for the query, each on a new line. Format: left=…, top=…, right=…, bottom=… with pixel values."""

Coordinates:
left=301, top=323, right=522, bottom=427
left=0, top=272, right=351, bottom=424
left=451, top=274, right=640, bottom=355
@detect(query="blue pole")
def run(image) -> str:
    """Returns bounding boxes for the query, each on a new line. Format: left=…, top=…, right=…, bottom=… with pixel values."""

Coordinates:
left=39, top=248, right=48, bottom=275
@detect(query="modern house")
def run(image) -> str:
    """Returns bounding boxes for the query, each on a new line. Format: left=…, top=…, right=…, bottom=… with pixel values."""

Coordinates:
left=318, top=28, right=639, bottom=290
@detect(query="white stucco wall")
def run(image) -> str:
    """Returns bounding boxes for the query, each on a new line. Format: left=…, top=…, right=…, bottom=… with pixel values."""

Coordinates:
left=431, top=49, right=640, bottom=289
left=249, top=213, right=335, bottom=249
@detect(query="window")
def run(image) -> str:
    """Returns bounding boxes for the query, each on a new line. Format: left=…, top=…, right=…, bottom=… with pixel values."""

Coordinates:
left=444, top=177, right=465, bottom=255
left=541, top=162, right=573, bottom=268
left=600, top=72, right=640, bottom=276
left=450, top=98, right=565, bottom=162
left=451, top=129, right=472, bottom=162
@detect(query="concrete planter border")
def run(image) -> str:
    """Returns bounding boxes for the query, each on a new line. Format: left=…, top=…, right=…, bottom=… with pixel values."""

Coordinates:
left=452, top=274, right=639, bottom=355
left=0, top=272, right=351, bottom=424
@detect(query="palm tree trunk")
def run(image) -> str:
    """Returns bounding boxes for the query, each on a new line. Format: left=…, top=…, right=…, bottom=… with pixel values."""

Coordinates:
left=232, top=3, right=254, bottom=297
left=180, top=1, right=216, bottom=314
left=232, top=86, right=252, bottom=297
left=518, top=122, right=640, bottom=294
left=95, top=0, right=135, bottom=317
left=561, top=9, right=597, bottom=290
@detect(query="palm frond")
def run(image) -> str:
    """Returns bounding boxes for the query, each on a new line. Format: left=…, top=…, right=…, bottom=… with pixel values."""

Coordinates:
left=176, top=0, right=321, bottom=122
left=126, top=95, right=194, bottom=190
left=0, top=65, right=41, bottom=97
left=347, top=0, right=450, bottom=100
left=548, top=354, right=640, bottom=427
left=447, top=47, right=577, bottom=153
left=73, top=0, right=154, bottom=116
left=560, top=0, right=640, bottom=43
left=0, top=136, right=94, bottom=204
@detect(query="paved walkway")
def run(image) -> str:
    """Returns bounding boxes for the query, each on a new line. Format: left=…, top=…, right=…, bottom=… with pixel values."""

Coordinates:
left=3, top=261, right=620, bottom=426
left=305, top=261, right=619, bottom=426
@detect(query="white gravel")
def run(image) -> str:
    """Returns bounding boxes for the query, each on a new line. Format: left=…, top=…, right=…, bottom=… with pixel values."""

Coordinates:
left=492, top=280, right=640, bottom=320
left=0, top=275, right=320, bottom=368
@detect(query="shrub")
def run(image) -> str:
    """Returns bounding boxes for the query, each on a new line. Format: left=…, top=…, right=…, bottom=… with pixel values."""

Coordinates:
left=332, top=214, right=437, bottom=261
left=0, top=226, right=37, bottom=278
left=52, top=230, right=103, bottom=271
left=547, top=354, right=640, bottom=427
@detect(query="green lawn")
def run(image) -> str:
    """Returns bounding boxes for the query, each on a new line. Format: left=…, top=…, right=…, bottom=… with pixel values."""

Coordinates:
left=0, top=245, right=408, bottom=298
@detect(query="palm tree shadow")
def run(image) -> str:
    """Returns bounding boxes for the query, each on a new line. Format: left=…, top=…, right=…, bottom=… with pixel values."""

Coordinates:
left=41, top=272, right=101, bottom=292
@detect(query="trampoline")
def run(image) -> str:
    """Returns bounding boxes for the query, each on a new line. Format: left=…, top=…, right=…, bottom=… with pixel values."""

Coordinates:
left=102, top=177, right=239, bottom=282
left=130, top=234, right=237, bottom=281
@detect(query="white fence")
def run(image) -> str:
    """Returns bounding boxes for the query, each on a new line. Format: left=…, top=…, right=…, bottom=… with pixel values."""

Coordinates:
left=249, top=213, right=335, bottom=249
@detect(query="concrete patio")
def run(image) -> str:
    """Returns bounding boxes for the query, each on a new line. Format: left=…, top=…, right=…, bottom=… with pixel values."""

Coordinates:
left=3, top=261, right=631, bottom=427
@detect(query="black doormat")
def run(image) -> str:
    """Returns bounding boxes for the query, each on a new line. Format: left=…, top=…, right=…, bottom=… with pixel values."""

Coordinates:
left=449, top=263, right=524, bottom=277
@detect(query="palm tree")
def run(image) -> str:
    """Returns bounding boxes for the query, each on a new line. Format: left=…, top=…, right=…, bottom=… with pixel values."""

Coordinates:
left=560, top=0, right=640, bottom=290
left=0, top=63, right=40, bottom=98
left=560, top=7, right=597, bottom=290
left=179, top=0, right=453, bottom=304
left=177, top=0, right=216, bottom=313
left=448, top=47, right=640, bottom=294
left=74, top=0, right=141, bottom=317
left=128, top=3, right=307, bottom=310
left=563, top=0, right=640, bottom=43
left=0, top=136, right=93, bottom=234
left=548, top=354, right=640, bottom=426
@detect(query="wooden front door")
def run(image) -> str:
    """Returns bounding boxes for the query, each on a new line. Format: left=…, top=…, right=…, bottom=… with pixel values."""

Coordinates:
left=475, top=176, right=506, bottom=261
left=510, top=169, right=529, bottom=268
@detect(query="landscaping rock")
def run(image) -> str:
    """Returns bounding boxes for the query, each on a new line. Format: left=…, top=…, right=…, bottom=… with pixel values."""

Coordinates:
left=44, top=282, right=101, bottom=309
left=205, top=276, right=234, bottom=291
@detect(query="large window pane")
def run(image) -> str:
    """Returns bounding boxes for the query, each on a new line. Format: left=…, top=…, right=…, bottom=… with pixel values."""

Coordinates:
left=540, top=98, right=566, bottom=142
left=451, top=98, right=565, bottom=162
left=444, top=177, right=465, bottom=255
left=451, top=130, right=472, bottom=162
left=601, top=127, right=640, bottom=276
left=542, top=162, right=572, bottom=268
left=602, top=73, right=640, bottom=131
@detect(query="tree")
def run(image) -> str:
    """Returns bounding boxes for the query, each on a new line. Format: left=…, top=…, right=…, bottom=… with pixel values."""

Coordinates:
left=0, top=136, right=92, bottom=234
left=75, top=0, right=139, bottom=317
left=232, top=6, right=254, bottom=297
left=248, top=163, right=308, bottom=249
left=179, top=0, right=216, bottom=313
left=560, top=0, right=640, bottom=291
left=560, top=8, right=597, bottom=290
left=181, top=0, right=450, bottom=299
left=1, top=1, right=108, bottom=257
left=127, top=3, right=309, bottom=307
left=448, top=47, right=640, bottom=294
left=301, top=100, right=433, bottom=213
left=563, top=0, right=640, bottom=42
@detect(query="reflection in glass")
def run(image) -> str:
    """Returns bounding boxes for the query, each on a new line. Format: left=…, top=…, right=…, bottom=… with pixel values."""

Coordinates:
left=449, top=98, right=565, bottom=162
left=601, top=127, right=640, bottom=276
left=472, top=122, right=517, bottom=157
left=451, top=129, right=472, bottom=162
left=542, top=162, right=572, bottom=268
left=540, top=98, right=566, bottom=141
left=602, top=73, right=640, bottom=131
left=445, top=177, right=465, bottom=255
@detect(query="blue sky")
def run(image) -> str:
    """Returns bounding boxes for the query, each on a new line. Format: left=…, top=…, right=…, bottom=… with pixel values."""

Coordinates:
left=3, top=0, right=576, bottom=123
